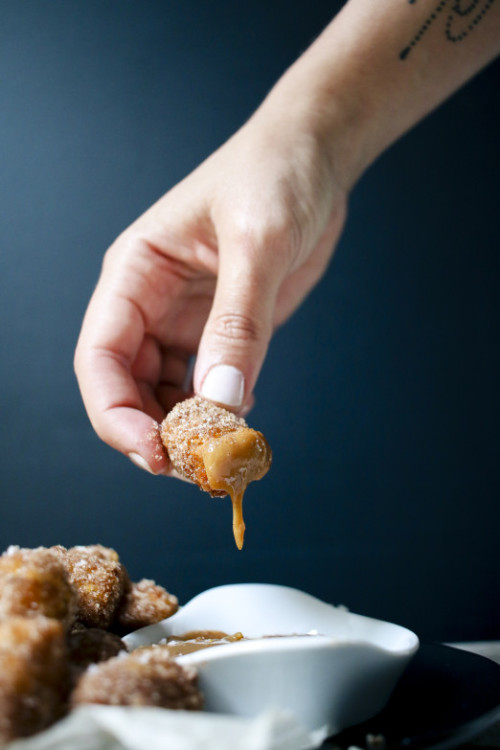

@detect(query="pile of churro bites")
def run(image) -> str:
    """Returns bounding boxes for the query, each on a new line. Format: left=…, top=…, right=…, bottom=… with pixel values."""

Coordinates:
left=0, top=544, right=202, bottom=744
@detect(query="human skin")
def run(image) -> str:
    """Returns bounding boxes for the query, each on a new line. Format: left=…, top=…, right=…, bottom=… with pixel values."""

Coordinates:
left=74, top=0, right=500, bottom=475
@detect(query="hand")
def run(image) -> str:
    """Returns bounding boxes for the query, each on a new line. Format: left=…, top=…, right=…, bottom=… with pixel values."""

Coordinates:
left=76, top=0, right=500, bottom=476
left=74, top=94, right=348, bottom=475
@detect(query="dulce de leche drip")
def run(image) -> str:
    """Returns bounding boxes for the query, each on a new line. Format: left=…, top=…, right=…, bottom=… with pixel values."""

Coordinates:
left=160, top=397, right=272, bottom=549
left=201, top=428, right=271, bottom=549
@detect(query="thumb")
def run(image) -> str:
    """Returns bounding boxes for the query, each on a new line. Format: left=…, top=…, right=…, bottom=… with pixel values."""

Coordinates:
left=193, top=238, right=281, bottom=411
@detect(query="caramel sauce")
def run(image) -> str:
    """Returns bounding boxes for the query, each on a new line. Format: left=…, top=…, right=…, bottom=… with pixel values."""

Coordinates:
left=201, top=428, right=271, bottom=550
left=157, top=630, right=245, bottom=657
left=153, top=630, right=322, bottom=658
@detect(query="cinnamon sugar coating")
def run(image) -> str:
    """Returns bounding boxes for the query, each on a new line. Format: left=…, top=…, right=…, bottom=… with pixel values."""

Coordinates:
left=0, top=542, right=199, bottom=737
left=160, top=396, right=249, bottom=495
left=0, top=616, right=70, bottom=743
left=72, top=647, right=203, bottom=711
left=0, top=546, right=77, bottom=628
left=52, top=545, right=128, bottom=629
left=112, top=578, right=178, bottom=635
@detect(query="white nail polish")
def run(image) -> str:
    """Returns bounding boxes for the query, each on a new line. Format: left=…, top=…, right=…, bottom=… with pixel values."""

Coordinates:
left=128, top=452, right=154, bottom=474
left=200, top=364, right=245, bottom=408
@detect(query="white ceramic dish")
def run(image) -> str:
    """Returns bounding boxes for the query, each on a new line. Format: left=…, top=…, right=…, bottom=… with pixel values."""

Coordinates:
left=124, top=583, right=419, bottom=734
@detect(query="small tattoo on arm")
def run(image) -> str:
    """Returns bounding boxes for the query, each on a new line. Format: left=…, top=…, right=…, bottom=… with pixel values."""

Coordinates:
left=400, top=0, right=497, bottom=60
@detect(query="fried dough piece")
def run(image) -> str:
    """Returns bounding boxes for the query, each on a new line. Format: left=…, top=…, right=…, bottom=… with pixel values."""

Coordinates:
left=0, top=546, right=77, bottom=627
left=161, top=396, right=272, bottom=549
left=53, top=545, right=128, bottom=629
left=0, top=616, right=70, bottom=743
left=67, top=626, right=127, bottom=675
left=72, top=647, right=203, bottom=711
left=112, top=578, right=178, bottom=635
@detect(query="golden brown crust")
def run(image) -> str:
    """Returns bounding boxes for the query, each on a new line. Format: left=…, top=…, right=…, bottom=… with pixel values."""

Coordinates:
left=0, top=546, right=77, bottom=628
left=0, top=616, right=70, bottom=743
left=71, top=648, right=203, bottom=711
left=161, top=396, right=272, bottom=549
left=53, top=545, right=128, bottom=629
left=112, top=578, right=179, bottom=635
left=0, top=543, right=200, bottom=737
left=160, top=396, right=248, bottom=494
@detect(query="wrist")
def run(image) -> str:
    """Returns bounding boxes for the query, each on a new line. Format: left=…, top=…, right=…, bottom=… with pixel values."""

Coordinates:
left=264, top=0, right=500, bottom=193
left=261, top=50, right=377, bottom=194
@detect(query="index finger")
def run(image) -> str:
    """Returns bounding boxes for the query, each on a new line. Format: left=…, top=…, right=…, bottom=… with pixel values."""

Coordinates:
left=74, top=279, right=170, bottom=475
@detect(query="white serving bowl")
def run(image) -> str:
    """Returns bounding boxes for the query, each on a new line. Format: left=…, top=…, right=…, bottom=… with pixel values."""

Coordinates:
left=124, top=583, right=419, bottom=734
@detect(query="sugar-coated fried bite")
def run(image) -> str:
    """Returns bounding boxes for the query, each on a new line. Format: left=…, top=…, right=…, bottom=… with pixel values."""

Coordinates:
left=0, top=546, right=77, bottom=627
left=161, top=396, right=272, bottom=549
left=72, top=648, right=203, bottom=711
left=0, top=616, right=70, bottom=743
left=0, top=542, right=194, bottom=740
left=53, top=545, right=128, bottom=629
left=161, top=396, right=249, bottom=496
left=67, top=626, right=127, bottom=675
left=112, top=578, right=179, bottom=635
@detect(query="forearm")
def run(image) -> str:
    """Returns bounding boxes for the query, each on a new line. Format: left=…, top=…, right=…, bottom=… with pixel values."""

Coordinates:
left=264, top=0, right=500, bottom=188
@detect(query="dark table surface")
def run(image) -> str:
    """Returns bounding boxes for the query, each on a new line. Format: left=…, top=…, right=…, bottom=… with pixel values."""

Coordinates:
left=321, top=642, right=500, bottom=750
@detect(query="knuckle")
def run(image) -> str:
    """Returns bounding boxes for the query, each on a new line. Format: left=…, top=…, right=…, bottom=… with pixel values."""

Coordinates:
left=211, top=311, right=264, bottom=345
left=229, top=211, right=304, bottom=272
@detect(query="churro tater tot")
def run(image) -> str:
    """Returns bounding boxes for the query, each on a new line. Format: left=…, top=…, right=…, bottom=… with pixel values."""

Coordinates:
left=112, top=578, right=178, bottom=635
left=161, top=396, right=272, bottom=549
left=52, top=545, right=128, bottom=629
left=0, top=616, right=70, bottom=743
left=0, top=546, right=77, bottom=627
left=67, top=625, right=126, bottom=675
left=72, top=647, right=203, bottom=710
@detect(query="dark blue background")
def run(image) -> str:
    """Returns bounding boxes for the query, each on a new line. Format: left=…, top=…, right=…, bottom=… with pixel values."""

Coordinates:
left=0, top=1, right=498, bottom=643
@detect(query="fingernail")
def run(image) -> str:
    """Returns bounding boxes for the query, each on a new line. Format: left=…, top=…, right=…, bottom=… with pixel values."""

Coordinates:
left=200, top=364, right=245, bottom=408
left=128, top=452, right=154, bottom=474
left=238, top=401, right=252, bottom=418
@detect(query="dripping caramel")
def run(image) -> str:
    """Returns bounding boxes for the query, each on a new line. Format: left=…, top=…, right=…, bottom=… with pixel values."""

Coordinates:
left=161, top=397, right=272, bottom=549
left=201, top=428, right=271, bottom=549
